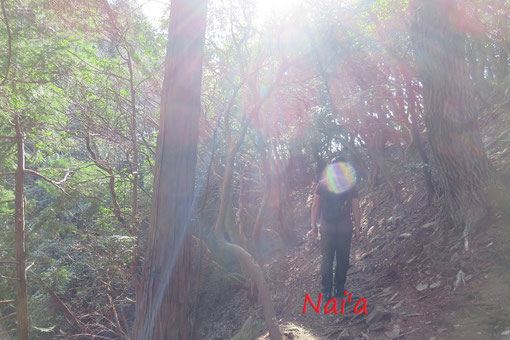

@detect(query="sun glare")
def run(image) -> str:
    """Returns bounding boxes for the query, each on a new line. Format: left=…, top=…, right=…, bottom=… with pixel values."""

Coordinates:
left=138, top=0, right=168, bottom=26
left=256, top=0, right=302, bottom=22
left=138, top=0, right=305, bottom=28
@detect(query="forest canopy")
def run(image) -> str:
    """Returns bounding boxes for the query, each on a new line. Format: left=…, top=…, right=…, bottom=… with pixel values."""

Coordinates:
left=0, top=0, right=508, bottom=339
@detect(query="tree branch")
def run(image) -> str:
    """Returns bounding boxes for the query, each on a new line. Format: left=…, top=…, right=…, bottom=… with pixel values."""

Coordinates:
left=0, top=312, right=16, bottom=322
left=24, top=169, right=70, bottom=196
left=0, top=300, right=15, bottom=305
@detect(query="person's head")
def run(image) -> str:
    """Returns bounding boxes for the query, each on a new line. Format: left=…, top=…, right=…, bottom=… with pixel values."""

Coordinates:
left=322, top=154, right=357, bottom=193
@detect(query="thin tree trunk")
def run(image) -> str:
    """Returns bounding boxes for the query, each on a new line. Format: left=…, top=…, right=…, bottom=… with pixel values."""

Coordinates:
left=411, top=0, right=492, bottom=250
left=237, top=174, right=250, bottom=249
left=36, top=276, right=85, bottom=332
left=127, top=46, right=140, bottom=299
left=213, top=124, right=282, bottom=340
left=133, top=0, right=208, bottom=338
left=270, top=143, right=294, bottom=244
left=210, top=62, right=286, bottom=339
left=252, top=134, right=270, bottom=256
left=14, top=114, right=29, bottom=340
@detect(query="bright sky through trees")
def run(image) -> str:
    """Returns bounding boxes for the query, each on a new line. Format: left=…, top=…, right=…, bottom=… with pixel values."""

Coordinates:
left=256, top=0, right=299, bottom=17
left=138, top=0, right=168, bottom=25
left=138, top=0, right=307, bottom=27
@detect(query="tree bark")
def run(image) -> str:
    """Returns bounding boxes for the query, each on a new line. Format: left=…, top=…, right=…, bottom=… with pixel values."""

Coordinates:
left=14, top=114, right=29, bottom=340
left=406, top=83, right=435, bottom=198
left=133, top=0, right=208, bottom=338
left=364, top=117, right=399, bottom=196
left=411, top=0, right=492, bottom=250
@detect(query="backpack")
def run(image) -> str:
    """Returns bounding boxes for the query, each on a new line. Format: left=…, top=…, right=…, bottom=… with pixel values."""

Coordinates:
left=320, top=186, right=353, bottom=224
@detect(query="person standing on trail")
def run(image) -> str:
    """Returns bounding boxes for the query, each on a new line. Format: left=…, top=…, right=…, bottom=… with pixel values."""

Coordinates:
left=309, top=156, right=361, bottom=300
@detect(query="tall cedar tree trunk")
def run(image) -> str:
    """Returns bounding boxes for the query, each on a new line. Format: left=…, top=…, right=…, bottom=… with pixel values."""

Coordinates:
left=14, top=114, right=29, bottom=340
left=411, top=0, right=492, bottom=250
left=133, top=0, right=207, bottom=338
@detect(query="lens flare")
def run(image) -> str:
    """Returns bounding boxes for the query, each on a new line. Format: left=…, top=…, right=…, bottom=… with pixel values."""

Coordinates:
left=322, top=162, right=357, bottom=194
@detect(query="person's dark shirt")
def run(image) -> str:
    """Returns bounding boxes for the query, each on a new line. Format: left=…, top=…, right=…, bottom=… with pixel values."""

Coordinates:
left=314, top=179, right=358, bottom=233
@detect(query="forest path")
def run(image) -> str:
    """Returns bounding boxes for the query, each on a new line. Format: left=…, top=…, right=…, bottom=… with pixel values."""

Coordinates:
left=245, top=101, right=510, bottom=340
left=259, top=230, right=439, bottom=340
left=253, top=182, right=510, bottom=340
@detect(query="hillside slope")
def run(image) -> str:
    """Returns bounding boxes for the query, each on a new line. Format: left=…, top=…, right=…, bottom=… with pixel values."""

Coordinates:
left=196, top=100, right=510, bottom=340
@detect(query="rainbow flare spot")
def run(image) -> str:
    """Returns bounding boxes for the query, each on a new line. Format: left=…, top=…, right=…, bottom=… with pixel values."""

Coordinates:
left=322, top=162, right=357, bottom=194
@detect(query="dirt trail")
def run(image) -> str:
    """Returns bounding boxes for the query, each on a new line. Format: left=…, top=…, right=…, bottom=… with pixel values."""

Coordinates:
left=198, top=103, right=510, bottom=340
left=251, top=186, right=509, bottom=340
left=198, top=174, right=509, bottom=340
left=252, top=146, right=510, bottom=340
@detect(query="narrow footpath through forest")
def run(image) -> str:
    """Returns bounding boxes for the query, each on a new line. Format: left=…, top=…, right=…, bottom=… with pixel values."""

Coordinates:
left=198, top=114, right=510, bottom=340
